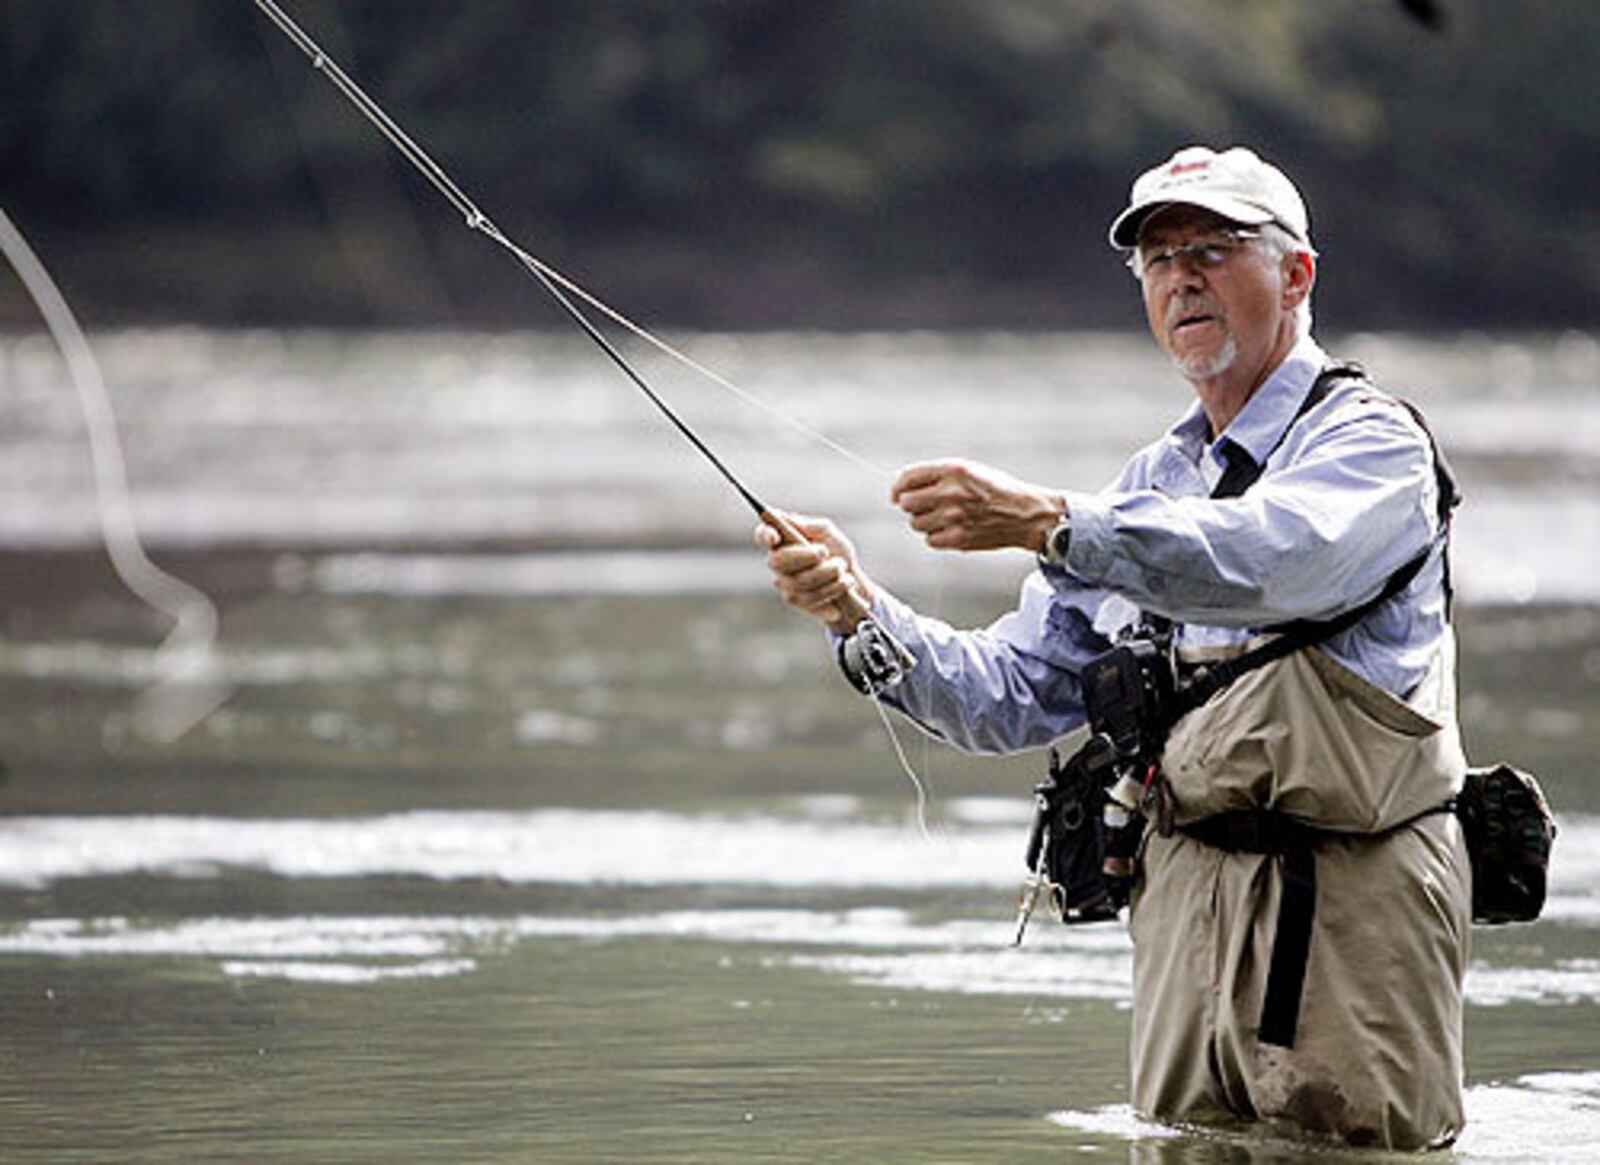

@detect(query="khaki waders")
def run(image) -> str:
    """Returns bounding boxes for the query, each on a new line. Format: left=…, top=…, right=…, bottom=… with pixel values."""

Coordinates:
left=1128, top=643, right=1470, bottom=1150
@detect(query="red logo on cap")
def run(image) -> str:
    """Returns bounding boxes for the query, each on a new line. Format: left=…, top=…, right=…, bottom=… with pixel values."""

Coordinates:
left=1169, top=160, right=1211, bottom=176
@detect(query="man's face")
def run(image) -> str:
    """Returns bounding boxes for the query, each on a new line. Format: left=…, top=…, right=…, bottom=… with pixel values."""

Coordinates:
left=1135, top=206, right=1303, bottom=388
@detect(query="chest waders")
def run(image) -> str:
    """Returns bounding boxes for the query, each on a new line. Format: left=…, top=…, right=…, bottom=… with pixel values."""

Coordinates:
left=1170, top=362, right=1461, bottom=1049
left=1021, top=362, right=1463, bottom=1051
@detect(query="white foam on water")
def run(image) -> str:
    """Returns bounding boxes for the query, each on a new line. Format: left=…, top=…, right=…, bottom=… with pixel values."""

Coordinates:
left=1547, top=821, right=1600, bottom=899
left=1464, top=958, right=1600, bottom=1007
left=1454, top=1071, right=1600, bottom=1160
left=0, top=808, right=1023, bottom=890
left=0, top=908, right=1112, bottom=962
left=512, top=906, right=1021, bottom=949
left=1453, top=494, right=1600, bottom=606
left=3, top=899, right=1596, bottom=1011
left=0, top=914, right=495, bottom=984
left=1046, top=1072, right=1600, bottom=1159
left=220, top=958, right=477, bottom=984
left=0, top=808, right=1594, bottom=1007
left=1045, top=1104, right=1181, bottom=1140
left=0, top=914, right=496, bottom=959
left=792, top=947, right=1132, bottom=1001
left=789, top=943, right=1600, bottom=1010
left=1, top=808, right=1595, bottom=931
left=0, top=908, right=1124, bottom=990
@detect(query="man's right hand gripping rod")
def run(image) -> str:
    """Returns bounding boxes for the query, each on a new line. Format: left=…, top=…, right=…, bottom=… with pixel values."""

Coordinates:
left=759, top=508, right=917, bottom=687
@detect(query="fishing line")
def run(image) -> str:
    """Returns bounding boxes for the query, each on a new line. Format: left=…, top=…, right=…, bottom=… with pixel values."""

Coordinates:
left=252, top=0, right=945, bottom=830
left=250, top=0, right=886, bottom=484
left=0, top=207, right=229, bottom=743
left=868, top=694, right=941, bottom=843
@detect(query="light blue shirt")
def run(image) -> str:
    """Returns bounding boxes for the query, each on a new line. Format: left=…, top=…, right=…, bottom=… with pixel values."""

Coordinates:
left=867, top=336, right=1452, bottom=755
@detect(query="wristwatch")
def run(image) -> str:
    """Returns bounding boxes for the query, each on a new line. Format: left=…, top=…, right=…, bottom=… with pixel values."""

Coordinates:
left=1042, top=516, right=1072, bottom=566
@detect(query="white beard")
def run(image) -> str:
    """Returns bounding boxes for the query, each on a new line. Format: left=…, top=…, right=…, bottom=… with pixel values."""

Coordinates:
left=1172, top=331, right=1239, bottom=382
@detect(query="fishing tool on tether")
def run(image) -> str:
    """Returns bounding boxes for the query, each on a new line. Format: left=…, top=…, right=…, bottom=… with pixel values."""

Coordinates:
left=0, top=208, right=230, bottom=744
left=249, top=1, right=938, bottom=830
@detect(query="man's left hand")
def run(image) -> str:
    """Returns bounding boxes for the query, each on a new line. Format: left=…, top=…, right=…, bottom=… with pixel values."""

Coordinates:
left=891, top=459, right=1066, bottom=553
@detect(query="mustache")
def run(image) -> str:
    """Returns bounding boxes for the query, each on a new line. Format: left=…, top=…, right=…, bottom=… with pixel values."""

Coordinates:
left=1166, top=297, right=1222, bottom=331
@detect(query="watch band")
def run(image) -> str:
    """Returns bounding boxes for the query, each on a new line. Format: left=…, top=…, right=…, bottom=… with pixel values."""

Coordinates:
left=1042, top=517, right=1072, bottom=566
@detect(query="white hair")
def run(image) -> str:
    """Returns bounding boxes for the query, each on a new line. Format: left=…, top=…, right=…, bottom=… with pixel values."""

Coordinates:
left=1256, top=222, right=1316, bottom=337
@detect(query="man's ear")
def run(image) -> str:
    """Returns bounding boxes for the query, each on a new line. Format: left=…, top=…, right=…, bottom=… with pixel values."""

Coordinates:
left=1282, top=251, right=1316, bottom=310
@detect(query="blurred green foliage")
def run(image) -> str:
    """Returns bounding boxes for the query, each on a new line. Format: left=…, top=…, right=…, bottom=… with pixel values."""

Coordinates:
left=0, top=0, right=1594, bottom=329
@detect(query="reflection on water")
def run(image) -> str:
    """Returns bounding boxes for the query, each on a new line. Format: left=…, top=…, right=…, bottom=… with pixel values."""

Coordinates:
left=0, top=807, right=1595, bottom=1003
left=1, top=806, right=1598, bottom=1158
left=3, top=328, right=1598, bottom=602
left=1, top=329, right=1598, bottom=1159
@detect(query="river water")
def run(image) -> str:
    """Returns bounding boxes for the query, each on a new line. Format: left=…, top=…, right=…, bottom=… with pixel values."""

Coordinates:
left=0, top=328, right=1597, bottom=1161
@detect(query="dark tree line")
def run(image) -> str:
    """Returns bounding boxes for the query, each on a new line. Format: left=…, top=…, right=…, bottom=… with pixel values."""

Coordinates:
left=0, top=0, right=1594, bottom=330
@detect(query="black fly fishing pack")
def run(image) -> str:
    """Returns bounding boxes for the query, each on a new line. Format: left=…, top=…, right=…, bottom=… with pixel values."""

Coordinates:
left=1017, top=636, right=1559, bottom=937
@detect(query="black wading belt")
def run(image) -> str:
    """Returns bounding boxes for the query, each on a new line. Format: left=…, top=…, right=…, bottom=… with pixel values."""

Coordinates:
left=1179, top=810, right=1324, bottom=1048
left=1171, top=362, right=1460, bottom=1050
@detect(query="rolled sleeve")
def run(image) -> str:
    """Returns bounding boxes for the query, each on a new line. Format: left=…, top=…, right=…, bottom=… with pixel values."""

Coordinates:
left=1060, top=488, right=1120, bottom=582
left=1058, top=398, right=1439, bottom=629
left=831, top=351, right=1451, bottom=745
left=852, top=577, right=1103, bottom=755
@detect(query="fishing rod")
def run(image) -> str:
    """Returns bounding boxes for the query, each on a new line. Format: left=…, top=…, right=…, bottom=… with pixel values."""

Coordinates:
left=249, top=0, right=910, bottom=671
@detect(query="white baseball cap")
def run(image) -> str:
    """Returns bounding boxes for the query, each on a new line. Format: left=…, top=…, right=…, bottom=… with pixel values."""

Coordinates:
left=1108, top=145, right=1311, bottom=248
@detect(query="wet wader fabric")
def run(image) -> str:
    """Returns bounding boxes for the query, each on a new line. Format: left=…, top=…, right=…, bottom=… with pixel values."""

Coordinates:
left=1129, top=645, right=1469, bottom=1150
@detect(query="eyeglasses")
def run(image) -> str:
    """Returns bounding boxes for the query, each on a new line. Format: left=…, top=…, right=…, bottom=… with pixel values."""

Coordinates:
left=1129, top=229, right=1261, bottom=280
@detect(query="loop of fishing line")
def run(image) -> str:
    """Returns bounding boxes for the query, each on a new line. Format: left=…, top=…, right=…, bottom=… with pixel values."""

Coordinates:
left=0, top=207, right=229, bottom=743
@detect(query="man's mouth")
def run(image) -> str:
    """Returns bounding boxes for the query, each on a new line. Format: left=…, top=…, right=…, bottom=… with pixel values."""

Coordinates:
left=1172, top=311, right=1216, bottom=334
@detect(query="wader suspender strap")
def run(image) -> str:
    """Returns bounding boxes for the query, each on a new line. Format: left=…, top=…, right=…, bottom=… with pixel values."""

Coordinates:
left=1175, top=362, right=1461, bottom=1050
left=1174, top=363, right=1461, bottom=722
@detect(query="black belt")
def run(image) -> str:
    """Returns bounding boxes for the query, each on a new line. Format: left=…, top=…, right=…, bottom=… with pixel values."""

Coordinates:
left=1180, top=805, right=1453, bottom=1049
left=1180, top=809, right=1326, bottom=1049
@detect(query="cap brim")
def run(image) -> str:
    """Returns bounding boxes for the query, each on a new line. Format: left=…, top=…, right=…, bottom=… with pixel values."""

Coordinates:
left=1108, top=193, right=1278, bottom=248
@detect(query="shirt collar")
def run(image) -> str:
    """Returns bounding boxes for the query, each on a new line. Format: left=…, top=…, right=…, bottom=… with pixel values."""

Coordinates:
left=1220, top=334, right=1328, bottom=465
left=1167, top=334, right=1329, bottom=474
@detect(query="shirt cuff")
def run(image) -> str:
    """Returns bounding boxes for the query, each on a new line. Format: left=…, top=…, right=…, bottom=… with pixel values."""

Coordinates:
left=1056, top=489, right=1116, bottom=581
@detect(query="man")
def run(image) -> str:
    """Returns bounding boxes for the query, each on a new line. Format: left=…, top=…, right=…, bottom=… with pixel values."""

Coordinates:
left=757, top=146, right=1470, bottom=1150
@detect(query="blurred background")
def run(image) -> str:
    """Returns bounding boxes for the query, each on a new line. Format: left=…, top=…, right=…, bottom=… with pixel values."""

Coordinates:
left=0, top=3, right=1597, bottom=1161
left=2, top=0, right=1596, bottom=331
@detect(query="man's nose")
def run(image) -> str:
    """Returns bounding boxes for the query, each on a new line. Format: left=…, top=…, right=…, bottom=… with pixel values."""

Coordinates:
left=1170, top=249, right=1211, bottom=282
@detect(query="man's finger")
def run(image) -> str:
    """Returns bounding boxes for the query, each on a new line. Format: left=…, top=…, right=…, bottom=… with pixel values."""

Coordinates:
left=890, top=460, right=965, bottom=503
left=767, top=541, right=830, bottom=576
left=893, top=485, right=942, bottom=517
